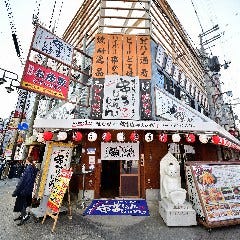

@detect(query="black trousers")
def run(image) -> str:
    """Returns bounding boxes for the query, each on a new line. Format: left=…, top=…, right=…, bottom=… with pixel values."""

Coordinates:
left=13, top=195, right=32, bottom=216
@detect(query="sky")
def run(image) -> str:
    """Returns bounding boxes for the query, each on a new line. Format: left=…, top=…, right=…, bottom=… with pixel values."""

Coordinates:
left=0, top=0, right=239, bottom=124
left=0, top=0, right=83, bottom=119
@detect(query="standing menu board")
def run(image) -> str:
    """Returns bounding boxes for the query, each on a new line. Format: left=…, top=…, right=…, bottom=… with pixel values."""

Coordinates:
left=47, top=168, right=73, bottom=212
left=186, top=162, right=240, bottom=228
left=42, top=168, right=73, bottom=232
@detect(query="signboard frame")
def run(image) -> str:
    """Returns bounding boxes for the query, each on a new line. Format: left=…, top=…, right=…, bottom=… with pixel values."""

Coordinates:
left=42, top=168, right=73, bottom=232
left=186, top=161, right=240, bottom=229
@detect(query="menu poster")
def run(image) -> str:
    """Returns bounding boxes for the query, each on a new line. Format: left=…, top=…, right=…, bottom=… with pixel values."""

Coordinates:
left=189, top=162, right=240, bottom=227
left=47, top=168, right=73, bottom=213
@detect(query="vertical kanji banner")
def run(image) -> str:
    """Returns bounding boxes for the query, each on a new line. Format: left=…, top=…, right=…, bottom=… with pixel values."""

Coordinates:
left=108, top=34, right=123, bottom=75
left=38, top=142, right=73, bottom=198
left=47, top=168, right=73, bottom=213
left=140, top=80, right=152, bottom=119
left=137, top=35, right=151, bottom=79
left=123, top=35, right=137, bottom=77
left=90, top=79, right=104, bottom=119
left=92, top=34, right=109, bottom=78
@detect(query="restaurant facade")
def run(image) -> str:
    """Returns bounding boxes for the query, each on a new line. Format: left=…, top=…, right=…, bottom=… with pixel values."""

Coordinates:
left=27, top=0, right=240, bottom=202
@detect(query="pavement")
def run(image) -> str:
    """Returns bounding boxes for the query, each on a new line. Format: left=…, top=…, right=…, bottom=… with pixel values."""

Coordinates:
left=1, top=178, right=240, bottom=240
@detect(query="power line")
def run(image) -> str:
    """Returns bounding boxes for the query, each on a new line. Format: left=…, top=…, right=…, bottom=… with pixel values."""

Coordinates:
left=4, top=0, right=25, bottom=65
left=190, top=0, right=204, bottom=33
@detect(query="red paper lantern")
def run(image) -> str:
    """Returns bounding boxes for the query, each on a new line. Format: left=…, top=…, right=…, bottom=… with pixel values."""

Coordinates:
left=211, top=135, right=220, bottom=144
left=186, top=134, right=195, bottom=143
left=158, top=133, right=168, bottom=143
left=43, top=131, right=53, bottom=141
left=130, top=132, right=139, bottom=142
left=73, top=132, right=83, bottom=142
left=102, top=132, right=112, bottom=142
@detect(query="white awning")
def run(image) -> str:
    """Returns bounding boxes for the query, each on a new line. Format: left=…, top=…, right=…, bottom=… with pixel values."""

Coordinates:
left=34, top=118, right=240, bottom=146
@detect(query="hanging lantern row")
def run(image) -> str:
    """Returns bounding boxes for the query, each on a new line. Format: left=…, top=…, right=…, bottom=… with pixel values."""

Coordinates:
left=38, top=131, right=206, bottom=143
left=36, top=131, right=240, bottom=151
left=211, top=135, right=240, bottom=151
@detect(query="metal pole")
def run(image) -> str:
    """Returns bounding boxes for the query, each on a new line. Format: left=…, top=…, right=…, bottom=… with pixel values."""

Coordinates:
left=75, top=34, right=87, bottom=119
left=10, top=89, right=28, bottom=160
left=22, top=94, right=40, bottom=160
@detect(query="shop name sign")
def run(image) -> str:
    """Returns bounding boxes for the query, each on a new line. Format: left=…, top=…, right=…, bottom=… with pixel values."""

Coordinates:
left=21, top=60, right=70, bottom=100
left=34, top=118, right=215, bottom=132
left=32, top=25, right=73, bottom=65
left=155, top=88, right=204, bottom=122
left=103, top=75, right=140, bottom=120
left=101, top=142, right=139, bottom=160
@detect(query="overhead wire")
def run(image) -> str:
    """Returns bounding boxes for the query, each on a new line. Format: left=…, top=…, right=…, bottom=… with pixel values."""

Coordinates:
left=4, top=0, right=25, bottom=65
left=49, top=0, right=57, bottom=31
left=33, top=0, right=42, bottom=25
left=53, top=0, right=64, bottom=34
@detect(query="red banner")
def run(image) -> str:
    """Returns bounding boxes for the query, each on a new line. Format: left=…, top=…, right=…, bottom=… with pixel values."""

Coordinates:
left=21, top=60, right=70, bottom=100
left=47, top=168, right=73, bottom=213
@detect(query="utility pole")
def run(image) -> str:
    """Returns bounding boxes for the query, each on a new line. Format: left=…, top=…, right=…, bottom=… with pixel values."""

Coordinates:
left=22, top=94, right=40, bottom=160
left=198, top=25, right=222, bottom=122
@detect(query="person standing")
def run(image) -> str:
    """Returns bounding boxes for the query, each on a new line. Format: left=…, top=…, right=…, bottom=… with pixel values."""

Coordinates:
left=12, top=156, right=38, bottom=226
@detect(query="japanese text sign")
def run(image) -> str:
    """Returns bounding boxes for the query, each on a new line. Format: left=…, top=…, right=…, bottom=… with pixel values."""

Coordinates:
left=38, top=142, right=73, bottom=199
left=92, top=34, right=151, bottom=79
left=90, top=79, right=104, bottom=119
left=47, top=168, right=73, bottom=213
left=103, top=75, right=140, bottom=120
left=32, top=26, right=73, bottom=65
left=123, top=35, right=137, bottom=77
left=21, top=60, right=70, bottom=100
left=44, top=146, right=72, bottom=196
left=101, top=142, right=139, bottom=160
left=92, top=34, right=108, bottom=78
left=136, top=35, right=151, bottom=79
left=108, top=34, right=123, bottom=75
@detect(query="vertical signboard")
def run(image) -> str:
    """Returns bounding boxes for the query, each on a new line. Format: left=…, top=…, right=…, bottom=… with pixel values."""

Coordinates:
left=47, top=168, right=73, bottom=213
left=14, top=89, right=28, bottom=118
left=108, top=34, right=123, bottom=75
left=123, top=35, right=137, bottom=77
left=92, top=34, right=108, bottom=78
left=165, top=55, right=173, bottom=75
left=38, top=142, right=73, bottom=198
left=172, top=64, right=179, bottom=82
left=140, top=80, right=152, bottom=119
left=137, top=35, right=151, bottom=79
left=156, top=44, right=166, bottom=68
left=90, top=79, right=104, bottom=119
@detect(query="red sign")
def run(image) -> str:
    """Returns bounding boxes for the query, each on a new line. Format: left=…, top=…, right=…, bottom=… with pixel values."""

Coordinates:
left=47, top=168, right=73, bottom=213
left=21, top=60, right=70, bottom=100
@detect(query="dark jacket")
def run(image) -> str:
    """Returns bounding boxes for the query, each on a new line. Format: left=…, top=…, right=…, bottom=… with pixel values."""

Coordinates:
left=12, top=164, right=38, bottom=197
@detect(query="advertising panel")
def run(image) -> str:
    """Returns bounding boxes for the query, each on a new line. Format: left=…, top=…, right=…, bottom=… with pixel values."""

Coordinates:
left=21, top=60, right=70, bottom=100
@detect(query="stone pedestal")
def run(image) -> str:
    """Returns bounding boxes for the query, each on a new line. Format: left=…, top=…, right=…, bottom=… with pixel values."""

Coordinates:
left=159, top=198, right=197, bottom=226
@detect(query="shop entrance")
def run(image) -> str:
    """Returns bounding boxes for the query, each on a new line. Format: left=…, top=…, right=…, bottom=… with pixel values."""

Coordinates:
left=100, top=160, right=120, bottom=198
left=100, top=160, right=140, bottom=198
